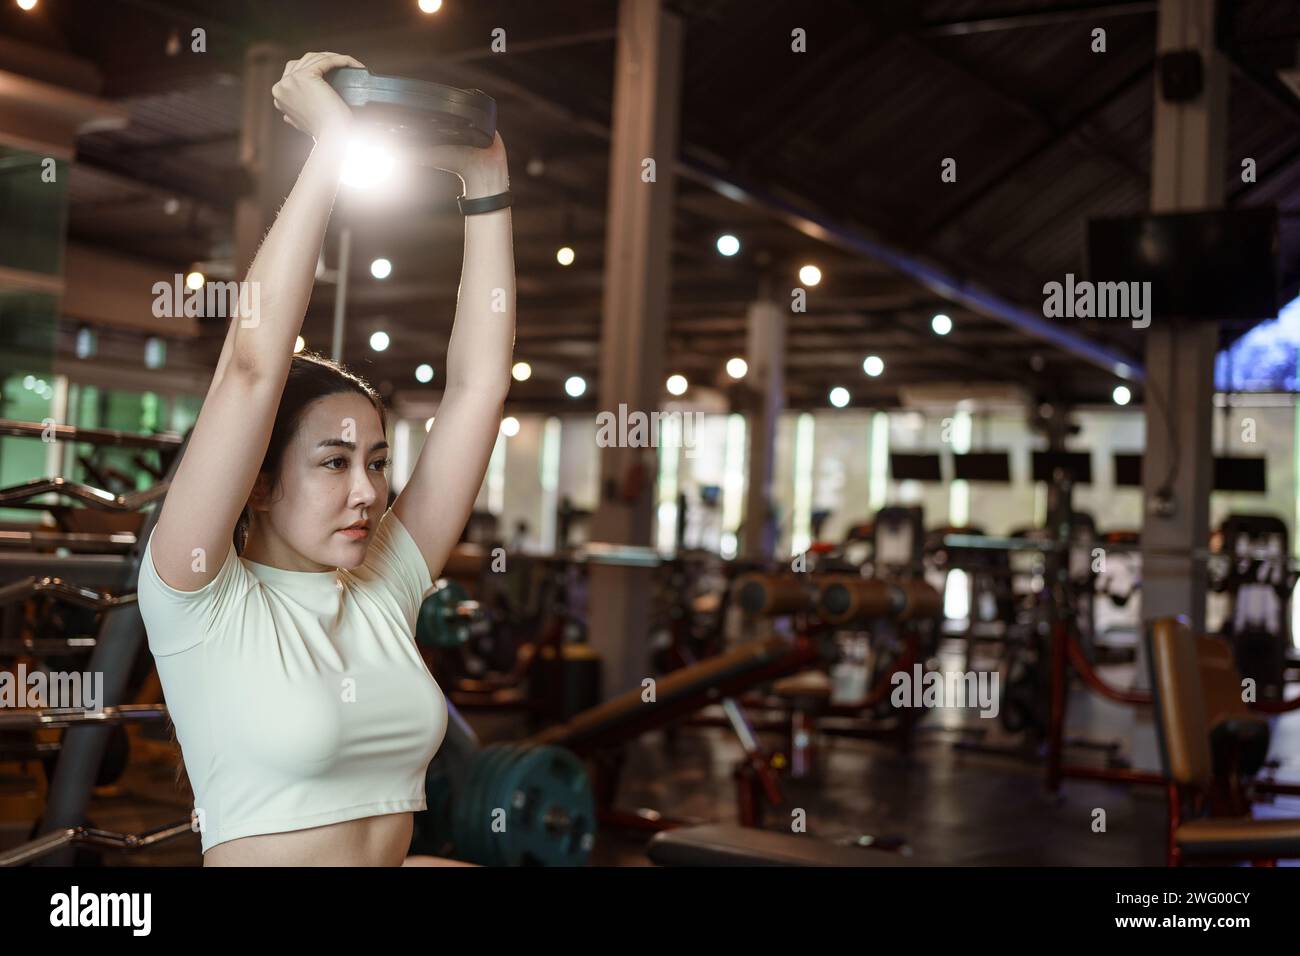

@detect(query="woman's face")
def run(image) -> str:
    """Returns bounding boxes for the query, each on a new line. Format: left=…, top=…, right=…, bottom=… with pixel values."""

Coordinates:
left=251, top=392, right=390, bottom=571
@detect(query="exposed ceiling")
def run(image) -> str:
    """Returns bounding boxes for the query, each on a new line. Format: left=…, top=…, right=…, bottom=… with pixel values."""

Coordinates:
left=6, top=0, right=1300, bottom=412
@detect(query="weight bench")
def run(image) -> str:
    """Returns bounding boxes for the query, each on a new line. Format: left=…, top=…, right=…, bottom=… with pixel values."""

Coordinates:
left=1149, top=618, right=1300, bottom=865
left=528, top=636, right=815, bottom=830
left=530, top=636, right=813, bottom=754
left=646, top=824, right=920, bottom=867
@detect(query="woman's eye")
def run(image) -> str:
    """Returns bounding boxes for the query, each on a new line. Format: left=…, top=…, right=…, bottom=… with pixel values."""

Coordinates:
left=324, top=457, right=388, bottom=471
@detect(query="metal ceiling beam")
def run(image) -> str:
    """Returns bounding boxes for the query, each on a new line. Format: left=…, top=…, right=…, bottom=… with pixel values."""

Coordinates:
left=1225, top=52, right=1300, bottom=130
left=921, top=1, right=1158, bottom=37
left=113, top=131, right=239, bottom=155
left=1229, top=137, right=1300, bottom=204
left=917, top=56, right=1154, bottom=239
left=733, top=21, right=884, bottom=168
left=420, top=52, right=1144, bottom=384
left=438, top=29, right=618, bottom=65
left=106, top=0, right=253, bottom=42
left=879, top=34, right=1149, bottom=198
left=679, top=156, right=1144, bottom=382
left=75, top=149, right=240, bottom=209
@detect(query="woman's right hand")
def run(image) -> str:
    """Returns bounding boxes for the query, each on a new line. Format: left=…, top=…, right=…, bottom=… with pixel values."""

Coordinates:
left=272, top=52, right=365, bottom=140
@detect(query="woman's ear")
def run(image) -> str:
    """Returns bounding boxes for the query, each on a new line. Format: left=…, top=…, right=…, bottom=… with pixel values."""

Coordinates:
left=247, top=473, right=272, bottom=512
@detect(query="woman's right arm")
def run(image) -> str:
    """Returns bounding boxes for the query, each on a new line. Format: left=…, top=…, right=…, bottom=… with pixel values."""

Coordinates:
left=149, top=52, right=360, bottom=591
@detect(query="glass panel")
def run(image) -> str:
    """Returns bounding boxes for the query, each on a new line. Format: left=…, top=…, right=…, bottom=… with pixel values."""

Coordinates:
left=0, top=367, right=56, bottom=525
left=64, top=386, right=167, bottom=497
left=0, top=290, right=58, bottom=369
left=0, top=147, right=68, bottom=276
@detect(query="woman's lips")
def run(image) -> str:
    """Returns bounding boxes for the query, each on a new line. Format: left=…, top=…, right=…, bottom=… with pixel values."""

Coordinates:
left=338, top=527, right=369, bottom=539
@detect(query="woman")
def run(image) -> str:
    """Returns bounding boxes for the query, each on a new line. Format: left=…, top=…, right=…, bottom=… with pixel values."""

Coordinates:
left=136, top=52, right=514, bottom=866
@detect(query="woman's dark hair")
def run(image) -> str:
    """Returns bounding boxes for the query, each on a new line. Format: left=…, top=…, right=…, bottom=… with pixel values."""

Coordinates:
left=232, top=350, right=387, bottom=555
left=172, top=351, right=386, bottom=798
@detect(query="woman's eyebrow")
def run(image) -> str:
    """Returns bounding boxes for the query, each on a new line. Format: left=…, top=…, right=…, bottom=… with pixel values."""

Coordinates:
left=314, top=438, right=391, bottom=453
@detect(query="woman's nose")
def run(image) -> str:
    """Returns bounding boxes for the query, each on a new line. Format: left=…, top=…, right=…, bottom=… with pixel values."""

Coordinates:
left=351, top=467, right=379, bottom=502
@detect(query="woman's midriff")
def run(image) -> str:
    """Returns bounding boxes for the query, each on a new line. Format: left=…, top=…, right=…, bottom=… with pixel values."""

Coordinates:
left=202, top=811, right=414, bottom=866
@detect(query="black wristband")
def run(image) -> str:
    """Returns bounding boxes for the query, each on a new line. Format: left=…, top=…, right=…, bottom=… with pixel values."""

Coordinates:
left=458, top=190, right=512, bottom=215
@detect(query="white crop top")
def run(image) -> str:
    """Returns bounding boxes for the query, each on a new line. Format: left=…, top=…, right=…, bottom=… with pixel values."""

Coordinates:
left=136, top=507, right=448, bottom=853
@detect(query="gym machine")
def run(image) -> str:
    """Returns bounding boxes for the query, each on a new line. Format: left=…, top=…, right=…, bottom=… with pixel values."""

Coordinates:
left=945, top=470, right=1300, bottom=799
left=1209, top=513, right=1299, bottom=702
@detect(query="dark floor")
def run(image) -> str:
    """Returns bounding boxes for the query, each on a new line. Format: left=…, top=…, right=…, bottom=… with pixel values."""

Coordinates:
left=4, top=639, right=1299, bottom=866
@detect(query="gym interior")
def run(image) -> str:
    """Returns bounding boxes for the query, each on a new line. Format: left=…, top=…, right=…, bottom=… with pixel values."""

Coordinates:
left=2, top=0, right=1300, bottom=878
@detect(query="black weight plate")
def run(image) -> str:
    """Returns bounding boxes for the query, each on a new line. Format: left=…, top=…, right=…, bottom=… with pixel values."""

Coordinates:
left=328, top=68, right=496, bottom=148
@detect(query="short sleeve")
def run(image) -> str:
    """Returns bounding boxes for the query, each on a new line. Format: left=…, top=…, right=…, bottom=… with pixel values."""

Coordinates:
left=136, top=529, right=250, bottom=657
left=352, top=508, right=435, bottom=632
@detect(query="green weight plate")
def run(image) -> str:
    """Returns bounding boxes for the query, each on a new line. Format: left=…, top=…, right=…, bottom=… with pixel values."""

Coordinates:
left=417, top=580, right=474, bottom=648
left=458, top=745, right=499, bottom=865
left=414, top=761, right=455, bottom=855
left=415, top=592, right=438, bottom=647
left=493, top=744, right=532, bottom=866
left=494, top=744, right=595, bottom=866
left=524, top=745, right=595, bottom=866
left=454, top=743, right=517, bottom=865
left=449, top=746, right=483, bottom=861
left=451, top=746, right=492, bottom=863
left=482, top=743, right=525, bottom=866
left=453, top=744, right=595, bottom=866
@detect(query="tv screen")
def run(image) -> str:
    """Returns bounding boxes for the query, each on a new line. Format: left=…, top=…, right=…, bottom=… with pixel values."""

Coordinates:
left=1214, top=457, right=1267, bottom=493
left=953, top=452, right=1011, bottom=482
left=1111, top=455, right=1266, bottom=492
left=1114, top=454, right=1142, bottom=487
left=890, top=453, right=942, bottom=482
left=1087, top=207, right=1279, bottom=321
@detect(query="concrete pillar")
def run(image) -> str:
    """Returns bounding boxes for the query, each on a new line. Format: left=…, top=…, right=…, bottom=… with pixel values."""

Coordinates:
left=586, top=0, right=683, bottom=699
left=1140, top=0, right=1227, bottom=639
left=1124, top=0, right=1227, bottom=778
left=742, top=294, right=785, bottom=562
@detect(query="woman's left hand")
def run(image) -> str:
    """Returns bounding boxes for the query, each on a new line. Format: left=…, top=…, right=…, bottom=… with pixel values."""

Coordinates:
left=407, top=132, right=508, bottom=198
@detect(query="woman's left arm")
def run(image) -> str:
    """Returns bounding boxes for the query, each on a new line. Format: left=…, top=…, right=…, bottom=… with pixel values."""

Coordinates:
left=393, top=134, right=516, bottom=578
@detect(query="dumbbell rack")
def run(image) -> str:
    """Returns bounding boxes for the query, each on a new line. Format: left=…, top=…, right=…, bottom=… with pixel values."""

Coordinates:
left=0, top=418, right=193, bottom=866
